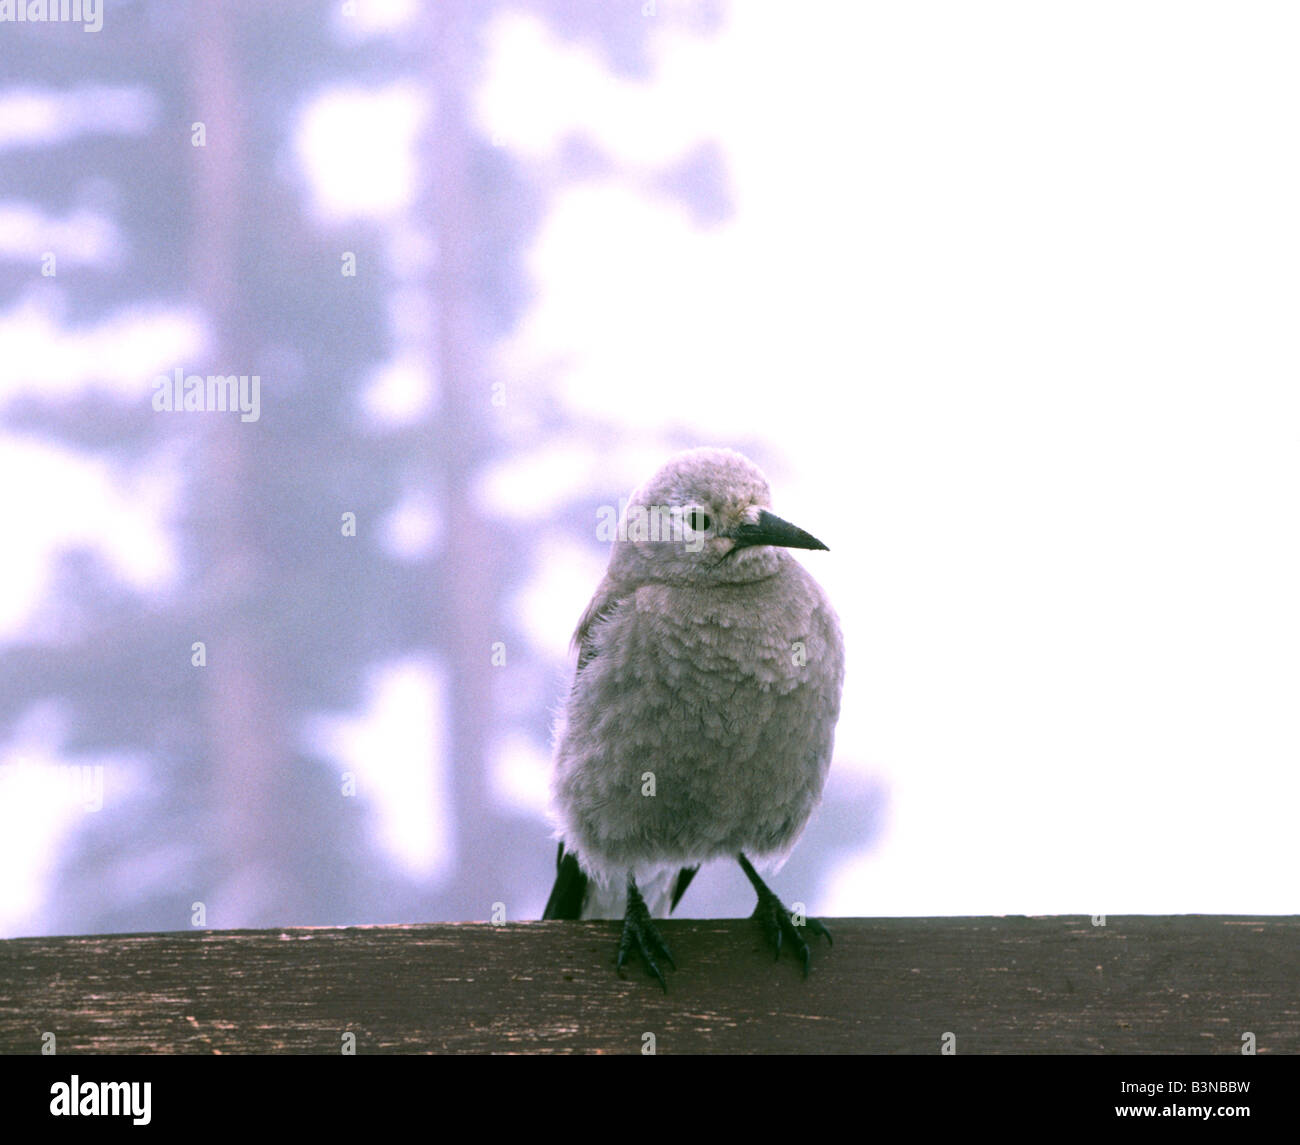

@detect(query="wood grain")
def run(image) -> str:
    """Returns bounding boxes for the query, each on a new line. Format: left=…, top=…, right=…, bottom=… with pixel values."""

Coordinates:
left=1, top=917, right=1295, bottom=1054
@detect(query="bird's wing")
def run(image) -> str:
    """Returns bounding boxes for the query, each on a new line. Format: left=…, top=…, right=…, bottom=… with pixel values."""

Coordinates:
left=569, top=579, right=700, bottom=918
left=542, top=841, right=589, bottom=920
left=546, top=579, right=626, bottom=920
left=571, top=574, right=624, bottom=677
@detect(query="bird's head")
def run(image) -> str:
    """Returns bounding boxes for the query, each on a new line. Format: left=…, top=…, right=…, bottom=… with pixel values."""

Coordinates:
left=608, top=447, right=828, bottom=585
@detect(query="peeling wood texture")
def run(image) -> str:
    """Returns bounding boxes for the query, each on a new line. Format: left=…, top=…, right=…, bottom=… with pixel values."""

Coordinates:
left=1, top=917, right=1296, bottom=1054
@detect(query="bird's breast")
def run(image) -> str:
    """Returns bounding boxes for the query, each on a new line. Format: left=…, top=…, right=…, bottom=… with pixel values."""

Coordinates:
left=552, top=567, right=843, bottom=870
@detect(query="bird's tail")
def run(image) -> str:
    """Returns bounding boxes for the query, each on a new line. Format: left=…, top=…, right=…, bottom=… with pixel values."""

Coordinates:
left=542, top=843, right=588, bottom=920
left=542, top=842, right=699, bottom=920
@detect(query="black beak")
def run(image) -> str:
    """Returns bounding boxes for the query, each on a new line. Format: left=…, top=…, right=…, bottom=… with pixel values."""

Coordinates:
left=727, top=509, right=829, bottom=552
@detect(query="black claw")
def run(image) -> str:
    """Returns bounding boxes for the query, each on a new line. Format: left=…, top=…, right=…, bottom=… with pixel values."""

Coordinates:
left=808, top=917, right=833, bottom=947
left=738, top=854, right=831, bottom=978
left=617, top=879, right=675, bottom=991
left=751, top=889, right=820, bottom=975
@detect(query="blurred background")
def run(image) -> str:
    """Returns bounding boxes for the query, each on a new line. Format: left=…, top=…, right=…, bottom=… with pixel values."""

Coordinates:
left=1, top=0, right=1297, bottom=938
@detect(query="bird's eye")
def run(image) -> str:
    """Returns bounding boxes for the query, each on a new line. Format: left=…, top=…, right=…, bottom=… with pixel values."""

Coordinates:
left=688, top=510, right=712, bottom=533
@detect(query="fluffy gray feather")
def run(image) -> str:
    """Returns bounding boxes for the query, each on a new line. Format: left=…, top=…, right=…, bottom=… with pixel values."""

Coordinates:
left=549, top=447, right=845, bottom=918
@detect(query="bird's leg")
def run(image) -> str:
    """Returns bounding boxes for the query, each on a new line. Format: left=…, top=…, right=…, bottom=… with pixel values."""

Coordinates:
left=616, top=873, right=676, bottom=991
left=737, top=852, right=832, bottom=977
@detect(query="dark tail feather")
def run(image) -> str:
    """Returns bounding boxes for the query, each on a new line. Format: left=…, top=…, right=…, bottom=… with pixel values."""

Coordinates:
left=670, top=865, right=700, bottom=913
left=545, top=847, right=699, bottom=918
left=542, top=842, right=588, bottom=920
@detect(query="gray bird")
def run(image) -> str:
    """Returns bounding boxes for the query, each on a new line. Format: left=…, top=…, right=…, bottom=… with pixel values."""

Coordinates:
left=542, top=447, right=845, bottom=987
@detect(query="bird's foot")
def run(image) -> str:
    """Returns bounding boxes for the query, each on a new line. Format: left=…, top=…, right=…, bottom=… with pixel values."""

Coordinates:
left=750, top=889, right=832, bottom=978
left=616, top=882, right=675, bottom=991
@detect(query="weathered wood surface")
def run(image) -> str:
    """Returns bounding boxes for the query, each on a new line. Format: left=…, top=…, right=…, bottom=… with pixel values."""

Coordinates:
left=1, top=917, right=1295, bottom=1054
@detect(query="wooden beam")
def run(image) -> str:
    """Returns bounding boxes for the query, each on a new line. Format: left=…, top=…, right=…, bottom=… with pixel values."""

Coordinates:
left=1, top=917, right=1295, bottom=1054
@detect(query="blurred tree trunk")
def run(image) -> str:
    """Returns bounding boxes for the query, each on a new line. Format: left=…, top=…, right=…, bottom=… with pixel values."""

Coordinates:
left=190, top=0, right=284, bottom=925
left=421, top=1, right=534, bottom=921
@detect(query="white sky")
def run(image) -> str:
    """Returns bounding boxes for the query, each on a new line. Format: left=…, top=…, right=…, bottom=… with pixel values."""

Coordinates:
left=478, top=1, right=1300, bottom=916
left=2, top=2, right=1298, bottom=929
